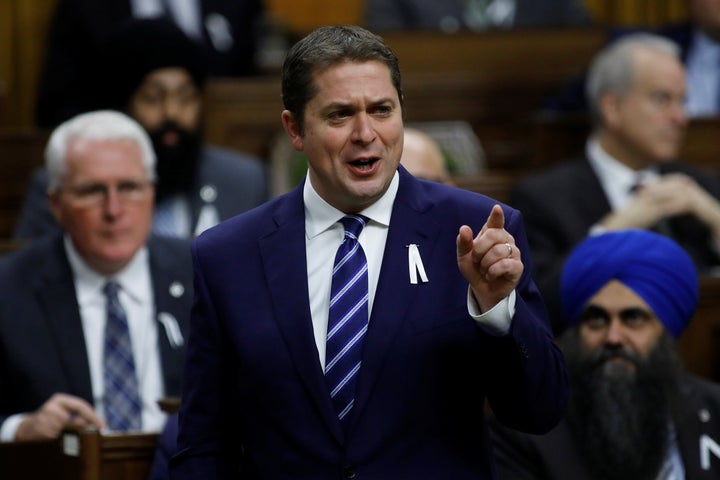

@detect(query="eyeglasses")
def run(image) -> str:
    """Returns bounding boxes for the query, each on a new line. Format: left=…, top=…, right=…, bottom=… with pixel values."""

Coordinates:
left=60, top=180, right=154, bottom=207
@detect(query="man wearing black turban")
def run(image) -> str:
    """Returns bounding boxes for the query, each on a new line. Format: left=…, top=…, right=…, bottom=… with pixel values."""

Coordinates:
left=490, top=229, right=720, bottom=480
left=15, top=18, right=269, bottom=240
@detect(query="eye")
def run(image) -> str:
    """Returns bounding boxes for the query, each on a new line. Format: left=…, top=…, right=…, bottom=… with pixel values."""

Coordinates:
left=117, top=181, right=143, bottom=194
left=620, top=308, right=653, bottom=328
left=649, top=91, right=672, bottom=107
left=579, top=306, right=609, bottom=330
left=329, top=109, right=351, bottom=120
left=73, top=184, right=106, bottom=198
left=371, top=104, right=393, bottom=116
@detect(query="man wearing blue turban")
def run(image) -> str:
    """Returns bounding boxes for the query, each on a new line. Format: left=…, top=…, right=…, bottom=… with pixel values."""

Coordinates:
left=490, top=230, right=720, bottom=479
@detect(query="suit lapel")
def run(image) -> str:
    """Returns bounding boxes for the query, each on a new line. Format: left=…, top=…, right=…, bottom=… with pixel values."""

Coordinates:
left=351, top=170, right=440, bottom=429
left=259, top=187, right=344, bottom=443
left=147, top=237, right=193, bottom=396
left=36, top=238, right=94, bottom=404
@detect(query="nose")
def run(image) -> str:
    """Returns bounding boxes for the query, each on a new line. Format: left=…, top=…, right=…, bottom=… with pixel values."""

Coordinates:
left=103, top=188, right=124, bottom=218
left=603, top=318, right=626, bottom=347
left=351, top=113, right=376, bottom=144
left=162, top=97, right=182, bottom=122
left=671, top=99, right=688, bottom=126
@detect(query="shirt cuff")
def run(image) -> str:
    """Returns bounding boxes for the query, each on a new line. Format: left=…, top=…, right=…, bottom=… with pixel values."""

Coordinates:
left=467, top=287, right=516, bottom=336
left=0, top=413, right=26, bottom=442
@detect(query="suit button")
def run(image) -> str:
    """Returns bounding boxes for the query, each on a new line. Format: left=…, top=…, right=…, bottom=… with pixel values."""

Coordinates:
left=342, top=465, right=357, bottom=479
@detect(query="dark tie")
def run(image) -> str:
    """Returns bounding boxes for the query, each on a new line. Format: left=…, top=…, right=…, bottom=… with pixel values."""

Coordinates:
left=103, top=281, right=142, bottom=431
left=630, top=175, right=673, bottom=237
left=325, top=215, right=369, bottom=428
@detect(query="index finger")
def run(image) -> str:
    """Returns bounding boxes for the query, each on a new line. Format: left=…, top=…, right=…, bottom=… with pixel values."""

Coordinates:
left=483, top=205, right=505, bottom=231
left=55, top=394, right=106, bottom=428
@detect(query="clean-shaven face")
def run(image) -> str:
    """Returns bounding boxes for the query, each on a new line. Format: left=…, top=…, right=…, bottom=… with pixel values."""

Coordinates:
left=285, top=60, right=404, bottom=213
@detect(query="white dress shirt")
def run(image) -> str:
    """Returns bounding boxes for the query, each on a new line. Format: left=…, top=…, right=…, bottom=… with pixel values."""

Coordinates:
left=303, top=171, right=514, bottom=369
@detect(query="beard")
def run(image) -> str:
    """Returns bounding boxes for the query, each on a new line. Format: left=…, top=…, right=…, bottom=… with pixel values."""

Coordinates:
left=147, top=121, right=203, bottom=199
left=560, top=331, right=683, bottom=480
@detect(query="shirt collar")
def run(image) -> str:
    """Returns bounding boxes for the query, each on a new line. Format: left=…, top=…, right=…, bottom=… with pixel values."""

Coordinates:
left=303, top=170, right=399, bottom=239
left=64, top=235, right=152, bottom=306
left=586, top=137, right=637, bottom=193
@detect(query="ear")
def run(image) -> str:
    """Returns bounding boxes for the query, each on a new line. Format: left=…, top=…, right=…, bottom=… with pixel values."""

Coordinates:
left=599, top=92, right=622, bottom=129
left=48, top=190, right=64, bottom=226
left=281, top=110, right=304, bottom=151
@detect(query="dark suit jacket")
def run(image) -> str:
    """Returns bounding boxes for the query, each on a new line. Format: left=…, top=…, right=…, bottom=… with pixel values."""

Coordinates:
left=490, top=375, right=720, bottom=479
left=36, top=0, right=264, bottom=127
left=13, top=145, right=269, bottom=241
left=171, top=167, right=569, bottom=479
left=0, top=235, right=193, bottom=427
left=509, top=156, right=720, bottom=334
left=364, top=0, right=591, bottom=31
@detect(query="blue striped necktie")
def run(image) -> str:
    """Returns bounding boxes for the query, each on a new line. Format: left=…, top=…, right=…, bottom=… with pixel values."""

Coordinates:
left=325, top=215, right=369, bottom=428
left=102, top=281, right=142, bottom=431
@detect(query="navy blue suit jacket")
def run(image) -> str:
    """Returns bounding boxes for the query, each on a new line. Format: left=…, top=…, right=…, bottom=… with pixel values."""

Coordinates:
left=0, top=235, right=193, bottom=427
left=171, top=167, right=568, bottom=479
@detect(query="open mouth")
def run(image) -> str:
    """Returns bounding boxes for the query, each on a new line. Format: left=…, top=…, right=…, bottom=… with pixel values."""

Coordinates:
left=349, top=157, right=380, bottom=170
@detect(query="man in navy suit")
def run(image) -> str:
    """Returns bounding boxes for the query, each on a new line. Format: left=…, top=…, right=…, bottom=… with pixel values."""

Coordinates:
left=171, top=25, right=568, bottom=479
left=0, top=110, right=192, bottom=441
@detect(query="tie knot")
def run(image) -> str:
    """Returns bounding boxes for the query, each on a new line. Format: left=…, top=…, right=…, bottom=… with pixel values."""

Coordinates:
left=103, top=280, right=121, bottom=299
left=340, top=215, right=368, bottom=241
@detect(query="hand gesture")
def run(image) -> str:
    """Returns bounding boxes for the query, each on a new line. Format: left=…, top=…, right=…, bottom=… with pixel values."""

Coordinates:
left=456, top=205, right=523, bottom=312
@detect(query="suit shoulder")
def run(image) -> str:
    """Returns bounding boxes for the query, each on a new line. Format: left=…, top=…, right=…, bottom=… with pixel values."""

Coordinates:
left=0, top=237, right=60, bottom=283
left=683, top=374, right=720, bottom=402
left=202, top=145, right=265, bottom=173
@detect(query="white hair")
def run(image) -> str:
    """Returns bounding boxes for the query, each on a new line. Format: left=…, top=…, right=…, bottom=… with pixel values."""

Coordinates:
left=45, top=110, right=156, bottom=190
left=586, top=33, right=682, bottom=124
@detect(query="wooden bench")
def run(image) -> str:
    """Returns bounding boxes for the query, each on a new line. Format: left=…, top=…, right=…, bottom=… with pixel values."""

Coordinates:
left=0, top=427, right=159, bottom=480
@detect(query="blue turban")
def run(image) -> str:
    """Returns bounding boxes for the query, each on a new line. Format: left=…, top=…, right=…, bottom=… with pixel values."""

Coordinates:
left=560, top=230, right=699, bottom=338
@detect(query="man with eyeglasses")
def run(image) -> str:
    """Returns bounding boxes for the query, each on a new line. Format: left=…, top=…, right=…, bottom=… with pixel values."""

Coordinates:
left=0, top=110, right=192, bottom=441
left=15, top=18, right=269, bottom=241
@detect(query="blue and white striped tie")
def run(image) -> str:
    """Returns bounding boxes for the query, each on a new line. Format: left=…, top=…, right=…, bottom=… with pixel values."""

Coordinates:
left=325, top=215, right=369, bottom=428
left=103, top=281, right=142, bottom=431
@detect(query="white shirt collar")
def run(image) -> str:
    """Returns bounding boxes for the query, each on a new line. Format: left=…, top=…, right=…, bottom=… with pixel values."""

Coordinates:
left=64, top=236, right=152, bottom=307
left=303, top=170, right=399, bottom=239
left=586, top=137, right=659, bottom=209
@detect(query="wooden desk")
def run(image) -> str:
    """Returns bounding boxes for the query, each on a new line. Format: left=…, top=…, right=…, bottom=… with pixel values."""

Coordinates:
left=1, top=428, right=159, bottom=480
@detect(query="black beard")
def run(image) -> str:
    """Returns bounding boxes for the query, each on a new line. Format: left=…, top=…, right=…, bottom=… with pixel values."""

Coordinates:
left=560, top=331, right=683, bottom=480
left=148, top=121, right=202, bottom=199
